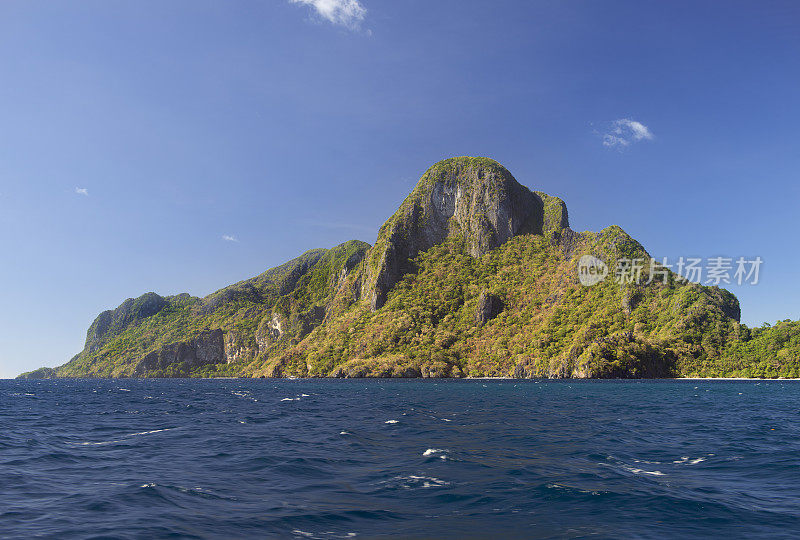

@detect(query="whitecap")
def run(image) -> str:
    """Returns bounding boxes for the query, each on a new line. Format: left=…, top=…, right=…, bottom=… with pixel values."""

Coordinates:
left=128, top=428, right=173, bottom=437
left=673, top=456, right=706, bottom=465
left=281, top=397, right=298, bottom=402
left=601, top=457, right=665, bottom=477
left=400, top=475, right=449, bottom=488
left=422, top=448, right=448, bottom=457
left=71, top=427, right=174, bottom=446
left=623, top=465, right=664, bottom=476
left=385, top=420, right=399, bottom=424
left=74, top=439, right=126, bottom=446
left=340, top=431, right=350, bottom=435
left=301, top=393, right=309, bottom=397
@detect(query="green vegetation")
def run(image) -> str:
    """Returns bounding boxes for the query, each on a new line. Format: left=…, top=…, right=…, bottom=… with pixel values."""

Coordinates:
left=701, top=320, right=800, bottom=378
left=52, top=240, right=370, bottom=378
left=17, top=156, right=800, bottom=379
left=266, top=230, right=749, bottom=378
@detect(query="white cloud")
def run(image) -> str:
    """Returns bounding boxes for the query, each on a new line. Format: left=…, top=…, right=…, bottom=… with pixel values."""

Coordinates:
left=602, top=118, right=654, bottom=148
left=222, top=234, right=239, bottom=242
left=290, top=0, right=366, bottom=29
left=75, top=187, right=89, bottom=196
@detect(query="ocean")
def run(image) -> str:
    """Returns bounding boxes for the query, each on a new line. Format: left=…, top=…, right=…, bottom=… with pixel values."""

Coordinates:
left=2, top=379, right=800, bottom=539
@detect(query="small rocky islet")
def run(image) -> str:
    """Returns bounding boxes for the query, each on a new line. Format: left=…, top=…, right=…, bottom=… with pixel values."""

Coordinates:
left=19, top=157, right=800, bottom=379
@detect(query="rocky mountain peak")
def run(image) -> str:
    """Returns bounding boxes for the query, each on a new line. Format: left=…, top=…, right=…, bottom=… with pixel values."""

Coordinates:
left=363, top=156, right=569, bottom=309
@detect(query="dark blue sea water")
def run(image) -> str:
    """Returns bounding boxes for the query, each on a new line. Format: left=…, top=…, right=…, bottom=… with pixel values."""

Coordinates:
left=2, top=379, right=800, bottom=539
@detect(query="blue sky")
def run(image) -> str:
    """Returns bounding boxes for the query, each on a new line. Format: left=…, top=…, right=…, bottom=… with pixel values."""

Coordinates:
left=1, top=0, right=798, bottom=378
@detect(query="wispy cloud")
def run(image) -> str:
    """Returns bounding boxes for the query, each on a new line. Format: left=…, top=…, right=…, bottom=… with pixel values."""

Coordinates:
left=602, top=119, right=654, bottom=148
left=222, top=234, right=239, bottom=243
left=290, top=0, right=366, bottom=30
left=75, top=187, right=89, bottom=196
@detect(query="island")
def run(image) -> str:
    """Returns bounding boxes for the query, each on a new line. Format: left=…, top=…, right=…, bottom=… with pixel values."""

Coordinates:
left=19, top=157, right=800, bottom=379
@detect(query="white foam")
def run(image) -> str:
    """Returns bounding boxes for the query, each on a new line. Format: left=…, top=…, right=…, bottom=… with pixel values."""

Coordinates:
left=401, top=475, right=449, bottom=488
left=340, top=431, right=350, bottom=435
left=673, top=456, right=707, bottom=465
left=128, top=428, right=173, bottom=437
left=75, top=439, right=125, bottom=446
left=624, top=465, right=665, bottom=476
left=301, top=394, right=310, bottom=397
left=71, top=427, right=174, bottom=446
left=385, top=420, right=399, bottom=424
left=281, top=397, right=298, bottom=402
left=422, top=448, right=448, bottom=456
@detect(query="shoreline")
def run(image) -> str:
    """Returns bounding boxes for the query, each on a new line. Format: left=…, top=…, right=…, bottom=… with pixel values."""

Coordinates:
left=9, top=376, right=800, bottom=381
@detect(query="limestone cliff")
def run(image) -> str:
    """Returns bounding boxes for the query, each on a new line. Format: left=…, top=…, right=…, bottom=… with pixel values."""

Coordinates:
left=46, top=240, right=370, bottom=378
left=19, top=155, right=791, bottom=380
left=363, top=157, right=569, bottom=309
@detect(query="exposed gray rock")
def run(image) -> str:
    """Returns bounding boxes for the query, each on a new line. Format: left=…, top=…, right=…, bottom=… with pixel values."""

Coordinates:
left=363, top=157, right=569, bottom=309
left=86, top=292, right=167, bottom=352
left=256, top=312, right=284, bottom=352
left=475, top=291, right=504, bottom=326
left=133, top=329, right=225, bottom=376
left=223, top=331, right=258, bottom=364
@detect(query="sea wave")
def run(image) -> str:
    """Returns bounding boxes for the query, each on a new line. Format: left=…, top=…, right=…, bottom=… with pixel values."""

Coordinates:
left=3, top=378, right=800, bottom=539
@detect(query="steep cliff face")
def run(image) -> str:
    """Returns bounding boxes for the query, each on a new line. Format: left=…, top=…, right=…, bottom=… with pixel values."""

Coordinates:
left=133, top=329, right=225, bottom=376
left=363, top=157, right=569, bottom=310
left=86, top=292, right=168, bottom=353
left=49, top=240, right=370, bottom=378
left=475, top=291, right=504, bottom=326
left=22, top=155, right=792, bottom=380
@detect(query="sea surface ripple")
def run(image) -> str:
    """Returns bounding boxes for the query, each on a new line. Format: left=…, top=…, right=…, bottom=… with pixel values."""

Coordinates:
left=2, top=379, right=800, bottom=539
